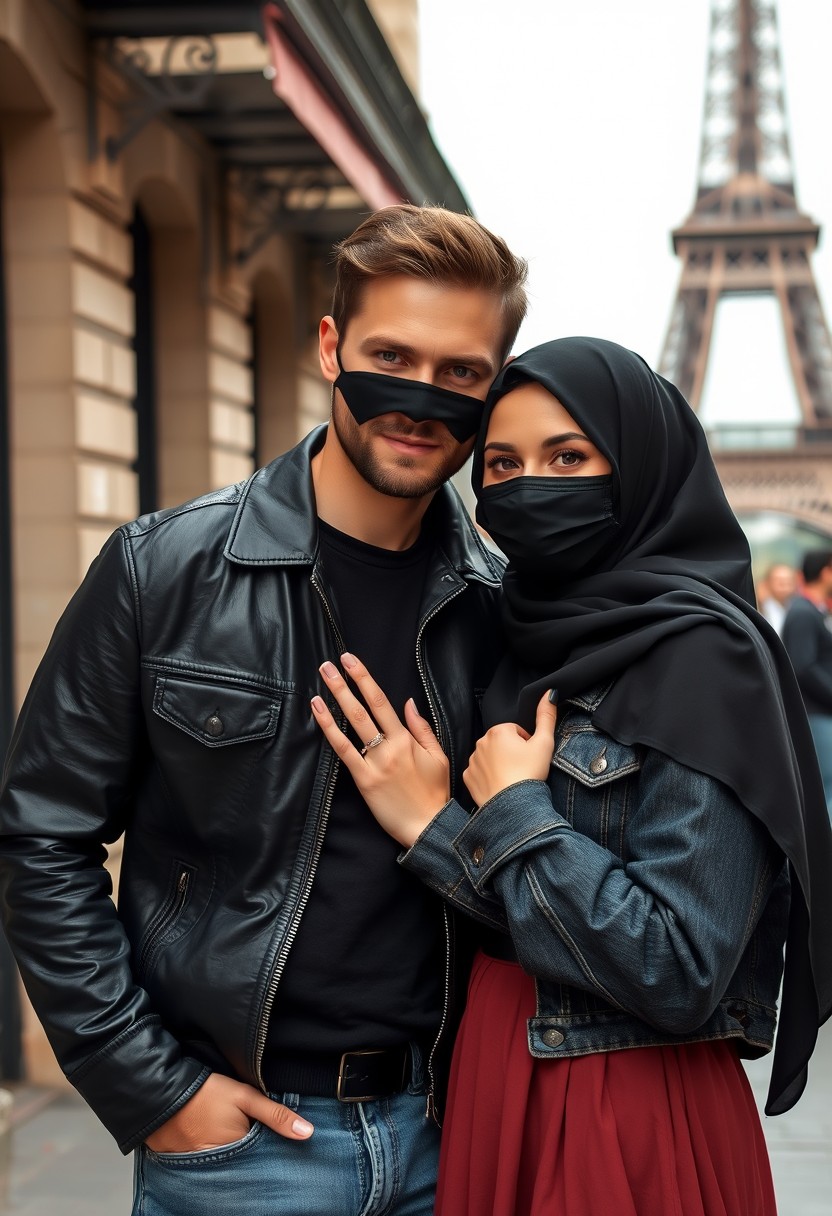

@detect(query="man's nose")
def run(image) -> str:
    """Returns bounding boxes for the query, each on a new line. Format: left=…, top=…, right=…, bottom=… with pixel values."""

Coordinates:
left=404, top=363, right=442, bottom=386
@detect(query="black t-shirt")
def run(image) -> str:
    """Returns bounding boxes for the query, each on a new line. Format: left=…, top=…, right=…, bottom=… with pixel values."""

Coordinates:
left=264, top=520, right=443, bottom=1058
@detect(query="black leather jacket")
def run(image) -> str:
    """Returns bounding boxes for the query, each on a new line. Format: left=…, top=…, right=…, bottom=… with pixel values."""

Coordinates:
left=0, top=428, right=503, bottom=1152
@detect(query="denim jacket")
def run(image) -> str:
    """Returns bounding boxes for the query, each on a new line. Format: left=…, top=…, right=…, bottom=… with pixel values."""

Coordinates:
left=402, top=686, right=789, bottom=1063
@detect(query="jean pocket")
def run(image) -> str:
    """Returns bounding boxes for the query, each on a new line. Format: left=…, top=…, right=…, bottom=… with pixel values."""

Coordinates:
left=143, top=1121, right=263, bottom=1167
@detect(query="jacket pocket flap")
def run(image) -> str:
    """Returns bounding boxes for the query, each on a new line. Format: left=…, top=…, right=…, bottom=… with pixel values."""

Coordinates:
left=153, top=676, right=281, bottom=747
left=552, top=730, right=641, bottom=787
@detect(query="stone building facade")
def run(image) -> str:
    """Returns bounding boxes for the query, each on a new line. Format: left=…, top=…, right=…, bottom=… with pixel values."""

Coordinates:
left=0, top=0, right=464, bottom=1083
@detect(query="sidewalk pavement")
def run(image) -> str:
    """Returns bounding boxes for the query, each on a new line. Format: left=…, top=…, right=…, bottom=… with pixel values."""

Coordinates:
left=745, top=1017, right=832, bottom=1216
left=1, top=1022, right=830, bottom=1214
left=0, top=1087, right=132, bottom=1215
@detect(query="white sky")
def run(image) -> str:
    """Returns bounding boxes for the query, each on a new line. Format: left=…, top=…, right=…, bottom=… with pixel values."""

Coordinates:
left=417, top=0, right=832, bottom=428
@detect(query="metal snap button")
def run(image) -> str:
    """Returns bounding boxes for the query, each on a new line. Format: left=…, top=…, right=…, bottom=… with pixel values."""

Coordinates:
left=588, top=747, right=608, bottom=775
left=471, top=845, right=485, bottom=867
left=205, top=713, right=224, bottom=738
left=541, top=1028, right=565, bottom=1048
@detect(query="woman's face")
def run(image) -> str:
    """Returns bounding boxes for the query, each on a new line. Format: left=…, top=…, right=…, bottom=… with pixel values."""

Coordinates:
left=482, top=381, right=612, bottom=486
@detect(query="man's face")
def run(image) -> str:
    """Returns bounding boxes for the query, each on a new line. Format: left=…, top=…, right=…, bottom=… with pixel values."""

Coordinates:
left=319, top=275, right=506, bottom=499
left=768, top=565, right=797, bottom=604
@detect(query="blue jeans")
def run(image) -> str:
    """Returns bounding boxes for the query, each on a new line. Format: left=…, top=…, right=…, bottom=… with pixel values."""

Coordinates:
left=131, top=1083, right=439, bottom=1216
left=808, top=712, right=832, bottom=819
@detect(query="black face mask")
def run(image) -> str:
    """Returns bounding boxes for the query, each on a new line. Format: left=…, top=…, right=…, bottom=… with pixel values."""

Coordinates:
left=334, top=353, right=484, bottom=442
left=476, top=474, right=619, bottom=578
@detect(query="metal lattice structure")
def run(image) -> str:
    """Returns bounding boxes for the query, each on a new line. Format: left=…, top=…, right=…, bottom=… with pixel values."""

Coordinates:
left=659, top=0, right=832, bottom=431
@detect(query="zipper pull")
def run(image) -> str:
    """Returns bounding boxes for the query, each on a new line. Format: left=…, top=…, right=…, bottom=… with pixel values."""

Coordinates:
left=425, top=1090, right=440, bottom=1126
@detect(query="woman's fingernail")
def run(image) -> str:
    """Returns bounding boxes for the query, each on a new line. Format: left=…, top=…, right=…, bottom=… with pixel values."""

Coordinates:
left=311, top=696, right=325, bottom=713
left=341, top=652, right=358, bottom=669
left=320, top=661, right=338, bottom=678
left=548, top=689, right=559, bottom=705
left=292, top=1117, right=314, bottom=1137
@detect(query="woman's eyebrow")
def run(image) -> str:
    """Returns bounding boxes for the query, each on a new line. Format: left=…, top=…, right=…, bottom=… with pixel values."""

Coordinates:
left=542, top=432, right=589, bottom=446
left=483, top=441, right=518, bottom=453
left=483, top=432, right=589, bottom=454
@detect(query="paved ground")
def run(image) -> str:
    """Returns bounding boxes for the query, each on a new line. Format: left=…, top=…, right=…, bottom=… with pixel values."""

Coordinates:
left=744, top=1020, right=832, bottom=1216
left=1, top=1022, right=830, bottom=1213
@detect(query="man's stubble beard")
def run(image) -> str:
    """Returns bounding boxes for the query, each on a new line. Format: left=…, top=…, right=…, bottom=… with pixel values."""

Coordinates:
left=331, top=403, right=469, bottom=500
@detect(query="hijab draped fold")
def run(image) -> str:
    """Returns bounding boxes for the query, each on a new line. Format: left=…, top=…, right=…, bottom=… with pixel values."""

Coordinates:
left=474, top=337, right=832, bottom=1116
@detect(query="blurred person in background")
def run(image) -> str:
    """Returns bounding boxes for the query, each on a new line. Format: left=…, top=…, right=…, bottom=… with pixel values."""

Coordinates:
left=0, top=204, right=528, bottom=1216
left=758, top=562, right=798, bottom=635
left=782, top=549, right=832, bottom=819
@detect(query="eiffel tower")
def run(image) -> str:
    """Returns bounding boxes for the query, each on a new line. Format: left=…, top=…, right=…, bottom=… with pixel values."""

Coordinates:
left=659, top=0, right=832, bottom=537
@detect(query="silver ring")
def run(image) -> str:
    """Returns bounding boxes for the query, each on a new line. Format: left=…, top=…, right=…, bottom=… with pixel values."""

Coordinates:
left=359, top=732, right=386, bottom=756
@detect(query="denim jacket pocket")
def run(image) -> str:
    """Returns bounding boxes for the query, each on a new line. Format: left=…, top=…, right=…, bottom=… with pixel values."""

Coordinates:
left=552, top=728, right=641, bottom=788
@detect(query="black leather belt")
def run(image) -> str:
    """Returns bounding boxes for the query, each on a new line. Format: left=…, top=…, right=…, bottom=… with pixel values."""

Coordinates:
left=263, top=1044, right=419, bottom=1102
left=479, top=927, right=520, bottom=963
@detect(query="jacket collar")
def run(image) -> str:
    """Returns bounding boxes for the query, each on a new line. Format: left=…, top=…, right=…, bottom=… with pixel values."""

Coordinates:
left=224, top=425, right=502, bottom=585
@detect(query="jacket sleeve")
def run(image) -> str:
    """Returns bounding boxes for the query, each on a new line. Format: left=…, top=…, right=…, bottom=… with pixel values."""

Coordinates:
left=0, top=530, right=208, bottom=1152
left=401, top=751, right=782, bottom=1034
left=781, top=604, right=832, bottom=711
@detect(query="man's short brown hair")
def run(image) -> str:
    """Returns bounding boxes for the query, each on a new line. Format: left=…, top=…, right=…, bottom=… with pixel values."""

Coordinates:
left=331, top=204, right=528, bottom=360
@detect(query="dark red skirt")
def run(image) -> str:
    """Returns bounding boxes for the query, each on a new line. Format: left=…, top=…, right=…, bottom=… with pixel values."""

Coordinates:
left=435, top=952, right=777, bottom=1216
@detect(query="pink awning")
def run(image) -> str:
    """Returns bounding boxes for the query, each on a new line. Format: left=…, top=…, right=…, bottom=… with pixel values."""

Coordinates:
left=262, top=4, right=403, bottom=210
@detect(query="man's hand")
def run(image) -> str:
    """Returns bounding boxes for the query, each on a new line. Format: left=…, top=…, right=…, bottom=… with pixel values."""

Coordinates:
left=463, top=692, right=557, bottom=807
left=144, top=1072, right=313, bottom=1153
left=311, top=653, right=451, bottom=848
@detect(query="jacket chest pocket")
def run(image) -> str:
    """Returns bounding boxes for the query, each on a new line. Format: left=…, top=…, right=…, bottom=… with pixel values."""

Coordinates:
left=550, top=727, right=641, bottom=851
left=152, top=675, right=283, bottom=747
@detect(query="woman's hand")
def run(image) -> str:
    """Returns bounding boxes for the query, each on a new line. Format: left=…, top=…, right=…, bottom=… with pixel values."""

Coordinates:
left=311, top=653, right=451, bottom=848
left=463, top=692, right=557, bottom=807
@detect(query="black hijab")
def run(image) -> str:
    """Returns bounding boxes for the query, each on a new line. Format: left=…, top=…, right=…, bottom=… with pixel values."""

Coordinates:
left=474, top=336, right=832, bottom=1116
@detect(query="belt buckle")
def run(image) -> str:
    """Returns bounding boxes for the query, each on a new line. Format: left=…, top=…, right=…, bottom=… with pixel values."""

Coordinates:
left=336, top=1048, right=407, bottom=1103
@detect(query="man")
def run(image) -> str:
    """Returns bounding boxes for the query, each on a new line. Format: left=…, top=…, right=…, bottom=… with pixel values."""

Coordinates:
left=0, top=205, right=527, bottom=1215
left=759, top=562, right=797, bottom=635
left=782, top=548, right=832, bottom=818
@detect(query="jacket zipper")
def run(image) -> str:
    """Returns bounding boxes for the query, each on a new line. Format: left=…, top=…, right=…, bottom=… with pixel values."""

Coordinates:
left=425, top=902, right=453, bottom=1123
left=253, top=569, right=346, bottom=1088
left=253, top=573, right=467, bottom=1106
left=415, top=583, right=465, bottom=1121
left=137, top=867, right=191, bottom=977
left=415, top=587, right=464, bottom=757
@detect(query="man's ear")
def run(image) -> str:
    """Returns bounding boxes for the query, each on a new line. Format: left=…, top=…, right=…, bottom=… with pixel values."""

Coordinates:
left=502, top=354, right=516, bottom=367
left=319, top=316, right=340, bottom=382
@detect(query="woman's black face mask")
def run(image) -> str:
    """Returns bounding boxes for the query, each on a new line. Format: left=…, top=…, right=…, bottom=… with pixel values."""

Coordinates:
left=334, top=352, right=484, bottom=442
left=476, top=474, right=619, bottom=579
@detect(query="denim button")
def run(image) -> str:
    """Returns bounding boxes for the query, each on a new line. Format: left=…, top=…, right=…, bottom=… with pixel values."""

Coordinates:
left=471, top=846, right=485, bottom=867
left=589, top=748, right=608, bottom=775
left=205, top=713, right=224, bottom=737
left=541, top=1028, right=565, bottom=1047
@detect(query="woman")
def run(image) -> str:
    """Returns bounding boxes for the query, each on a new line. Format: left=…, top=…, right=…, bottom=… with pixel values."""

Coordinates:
left=311, top=337, right=832, bottom=1215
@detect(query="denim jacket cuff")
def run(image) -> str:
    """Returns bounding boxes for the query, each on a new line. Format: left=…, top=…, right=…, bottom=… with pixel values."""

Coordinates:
left=454, top=779, right=569, bottom=890
left=399, top=798, right=473, bottom=893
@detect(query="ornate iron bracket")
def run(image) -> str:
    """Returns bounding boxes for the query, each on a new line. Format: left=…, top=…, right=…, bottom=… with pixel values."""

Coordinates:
left=230, top=168, right=340, bottom=264
left=92, top=35, right=218, bottom=163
